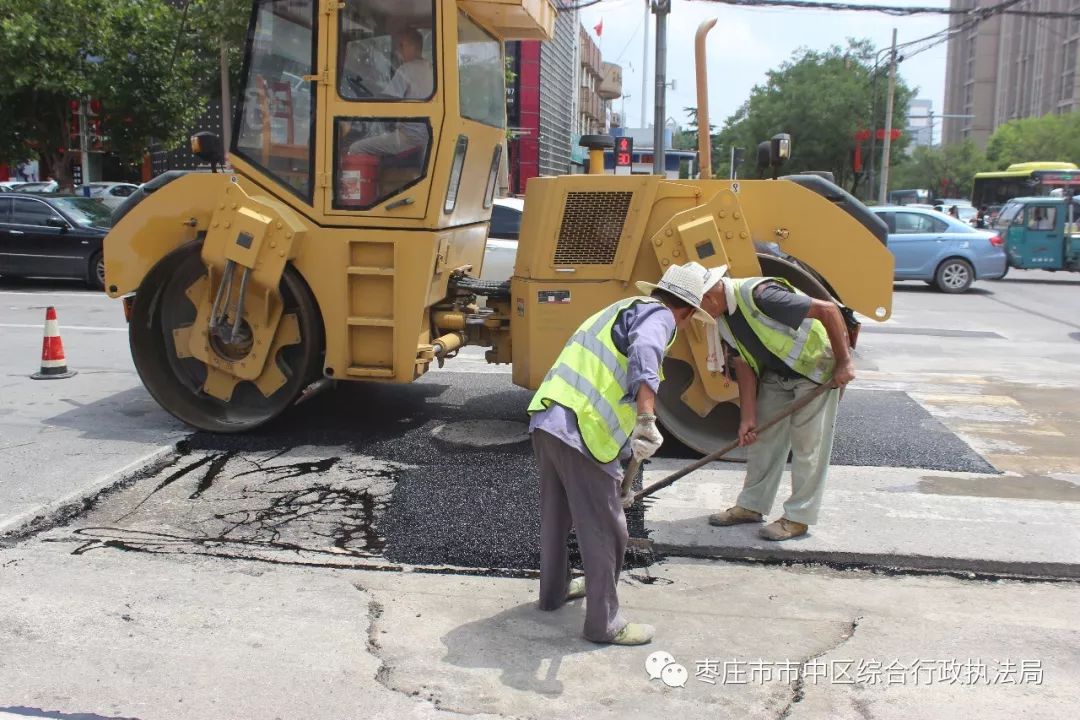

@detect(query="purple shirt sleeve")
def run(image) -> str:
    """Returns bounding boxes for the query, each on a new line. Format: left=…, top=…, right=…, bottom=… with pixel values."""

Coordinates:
left=621, top=303, right=676, bottom=403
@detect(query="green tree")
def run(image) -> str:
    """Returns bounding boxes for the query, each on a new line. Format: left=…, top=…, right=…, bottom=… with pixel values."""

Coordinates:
left=0, top=0, right=222, bottom=186
left=674, top=106, right=724, bottom=178
left=985, top=112, right=1080, bottom=169
left=715, top=39, right=914, bottom=194
left=888, top=140, right=990, bottom=199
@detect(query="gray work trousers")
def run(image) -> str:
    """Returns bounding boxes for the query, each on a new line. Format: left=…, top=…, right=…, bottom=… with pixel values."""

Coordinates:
left=533, top=430, right=627, bottom=642
left=737, top=370, right=841, bottom=525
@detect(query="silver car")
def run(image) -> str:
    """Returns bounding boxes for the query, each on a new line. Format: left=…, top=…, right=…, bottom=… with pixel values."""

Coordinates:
left=74, top=182, right=141, bottom=210
left=871, top=206, right=1007, bottom=292
left=480, top=197, right=524, bottom=283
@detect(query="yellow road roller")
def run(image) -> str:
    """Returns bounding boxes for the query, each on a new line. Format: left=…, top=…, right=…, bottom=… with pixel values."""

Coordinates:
left=104, top=0, right=893, bottom=455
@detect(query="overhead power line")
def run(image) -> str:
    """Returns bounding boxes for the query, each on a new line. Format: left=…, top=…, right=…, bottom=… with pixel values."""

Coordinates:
left=557, top=0, right=1080, bottom=19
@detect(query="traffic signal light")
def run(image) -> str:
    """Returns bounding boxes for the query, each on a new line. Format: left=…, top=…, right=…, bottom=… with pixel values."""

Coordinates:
left=615, top=136, right=633, bottom=168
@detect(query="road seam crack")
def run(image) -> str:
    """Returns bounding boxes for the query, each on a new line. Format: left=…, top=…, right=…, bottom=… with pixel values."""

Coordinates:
left=358, top=583, right=514, bottom=719
left=778, top=615, right=862, bottom=719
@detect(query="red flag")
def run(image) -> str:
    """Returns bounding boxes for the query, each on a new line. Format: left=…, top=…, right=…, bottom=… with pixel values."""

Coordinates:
left=594, top=19, right=603, bottom=37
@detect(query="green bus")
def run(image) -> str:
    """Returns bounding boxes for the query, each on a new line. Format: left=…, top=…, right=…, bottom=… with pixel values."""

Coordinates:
left=972, top=162, right=1080, bottom=209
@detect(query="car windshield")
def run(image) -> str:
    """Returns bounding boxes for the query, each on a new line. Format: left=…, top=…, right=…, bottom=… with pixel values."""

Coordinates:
left=53, top=197, right=114, bottom=227
left=994, top=202, right=1023, bottom=230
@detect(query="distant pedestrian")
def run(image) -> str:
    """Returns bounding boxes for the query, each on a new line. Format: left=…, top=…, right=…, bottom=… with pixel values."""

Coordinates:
left=976, top=206, right=988, bottom=228
left=948, top=205, right=960, bottom=219
left=529, top=262, right=714, bottom=646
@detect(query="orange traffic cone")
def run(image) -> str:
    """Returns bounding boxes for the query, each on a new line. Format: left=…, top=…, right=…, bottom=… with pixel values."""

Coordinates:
left=31, top=306, right=77, bottom=380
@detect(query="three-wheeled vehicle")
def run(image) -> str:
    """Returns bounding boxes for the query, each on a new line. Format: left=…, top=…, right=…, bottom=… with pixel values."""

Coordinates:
left=994, top=196, right=1080, bottom=274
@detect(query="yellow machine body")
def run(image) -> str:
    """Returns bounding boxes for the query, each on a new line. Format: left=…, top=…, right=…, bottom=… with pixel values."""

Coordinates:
left=103, top=0, right=893, bottom=449
left=509, top=174, right=893, bottom=449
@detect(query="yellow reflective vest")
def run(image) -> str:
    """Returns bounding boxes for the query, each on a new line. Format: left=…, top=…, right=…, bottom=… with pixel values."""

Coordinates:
left=527, top=297, right=675, bottom=464
left=716, top=277, right=835, bottom=384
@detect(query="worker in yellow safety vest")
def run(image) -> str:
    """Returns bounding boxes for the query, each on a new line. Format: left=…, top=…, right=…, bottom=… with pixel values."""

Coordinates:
left=700, top=265, right=856, bottom=541
left=528, top=262, right=714, bottom=646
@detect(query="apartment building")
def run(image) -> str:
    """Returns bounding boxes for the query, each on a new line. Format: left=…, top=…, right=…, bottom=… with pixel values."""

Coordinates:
left=943, top=0, right=1080, bottom=146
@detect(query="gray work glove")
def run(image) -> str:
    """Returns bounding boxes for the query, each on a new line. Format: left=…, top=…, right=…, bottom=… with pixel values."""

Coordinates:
left=630, top=413, right=663, bottom=461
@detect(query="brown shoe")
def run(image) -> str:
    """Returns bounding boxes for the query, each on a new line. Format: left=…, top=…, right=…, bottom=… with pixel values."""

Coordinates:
left=760, top=518, right=808, bottom=541
left=708, top=505, right=763, bottom=526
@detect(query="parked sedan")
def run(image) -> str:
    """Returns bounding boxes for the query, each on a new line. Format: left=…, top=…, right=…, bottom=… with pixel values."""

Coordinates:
left=0, top=193, right=113, bottom=289
left=75, top=182, right=140, bottom=210
left=871, top=206, right=1007, bottom=293
left=11, top=180, right=59, bottom=193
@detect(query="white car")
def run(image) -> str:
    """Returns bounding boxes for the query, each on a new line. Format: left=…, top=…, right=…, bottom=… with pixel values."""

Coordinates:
left=75, top=182, right=140, bottom=210
left=11, top=180, right=58, bottom=193
left=480, top=197, right=524, bottom=283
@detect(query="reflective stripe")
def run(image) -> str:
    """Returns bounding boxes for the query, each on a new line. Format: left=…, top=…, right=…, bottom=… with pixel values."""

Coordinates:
left=786, top=318, right=815, bottom=365
left=569, top=330, right=628, bottom=387
left=552, top=364, right=629, bottom=446
left=583, top=300, right=629, bottom=334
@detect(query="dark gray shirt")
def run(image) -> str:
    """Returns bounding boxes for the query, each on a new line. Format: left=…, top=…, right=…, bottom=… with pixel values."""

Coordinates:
left=726, top=281, right=812, bottom=378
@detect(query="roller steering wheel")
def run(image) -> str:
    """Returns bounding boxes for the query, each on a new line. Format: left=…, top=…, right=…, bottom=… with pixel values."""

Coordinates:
left=345, top=74, right=373, bottom=98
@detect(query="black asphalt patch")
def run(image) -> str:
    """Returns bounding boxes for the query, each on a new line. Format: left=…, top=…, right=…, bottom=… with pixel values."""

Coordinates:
left=170, top=373, right=993, bottom=570
left=832, top=389, right=997, bottom=473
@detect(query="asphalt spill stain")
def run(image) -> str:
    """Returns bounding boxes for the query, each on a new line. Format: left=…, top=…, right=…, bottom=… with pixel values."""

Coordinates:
left=67, top=448, right=398, bottom=567
left=188, top=452, right=232, bottom=500
left=0, top=707, right=140, bottom=720
left=233, top=456, right=340, bottom=483
left=918, top=474, right=1080, bottom=502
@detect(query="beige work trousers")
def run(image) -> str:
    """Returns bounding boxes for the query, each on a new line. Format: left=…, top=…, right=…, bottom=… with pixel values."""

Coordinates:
left=736, top=370, right=840, bottom=525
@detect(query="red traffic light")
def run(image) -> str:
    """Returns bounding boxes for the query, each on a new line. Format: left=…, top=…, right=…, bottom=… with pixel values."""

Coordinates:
left=615, top=136, right=633, bottom=167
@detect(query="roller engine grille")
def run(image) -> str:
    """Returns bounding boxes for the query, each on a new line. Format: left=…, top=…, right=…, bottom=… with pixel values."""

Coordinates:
left=553, top=191, right=633, bottom=265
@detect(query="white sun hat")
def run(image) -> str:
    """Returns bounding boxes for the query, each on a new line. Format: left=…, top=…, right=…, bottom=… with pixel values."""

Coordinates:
left=635, top=261, right=716, bottom=324
left=703, top=264, right=730, bottom=291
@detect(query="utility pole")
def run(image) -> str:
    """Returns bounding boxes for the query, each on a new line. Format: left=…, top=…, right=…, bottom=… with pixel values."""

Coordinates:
left=652, top=0, right=670, bottom=176
left=640, top=0, right=649, bottom=128
left=878, top=28, right=898, bottom=205
left=220, top=39, right=232, bottom=151
left=78, top=98, right=91, bottom=190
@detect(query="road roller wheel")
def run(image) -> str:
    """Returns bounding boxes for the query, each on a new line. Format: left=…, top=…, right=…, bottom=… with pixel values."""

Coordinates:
left=655, top=254, right=833, bottom=458
left=129, top=243, right=323, bottom=432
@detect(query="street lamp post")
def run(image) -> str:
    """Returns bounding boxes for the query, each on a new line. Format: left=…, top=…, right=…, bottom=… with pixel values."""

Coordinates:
left=879, top=28, right=899, bottom=205
left=865, top=44, right=896, bottom=202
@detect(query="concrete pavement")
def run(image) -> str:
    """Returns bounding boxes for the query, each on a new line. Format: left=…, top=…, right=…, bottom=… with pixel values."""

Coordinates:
left=1, top=270, right=1079, bottom=718
left=0, top=280, right=186, bottom=533
left=0, top=541, right=1076, bottom=720
left=643, top=462, right=1080, bottom=578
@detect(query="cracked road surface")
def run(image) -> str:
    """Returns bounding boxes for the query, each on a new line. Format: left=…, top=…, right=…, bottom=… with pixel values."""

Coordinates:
left=2, top=539, right=1078, bottom=720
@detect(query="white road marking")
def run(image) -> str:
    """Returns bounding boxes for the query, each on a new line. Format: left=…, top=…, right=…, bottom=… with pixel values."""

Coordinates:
left=0, top=290, right=111, bottom=298
left=0, top=322, right=126, bottom=332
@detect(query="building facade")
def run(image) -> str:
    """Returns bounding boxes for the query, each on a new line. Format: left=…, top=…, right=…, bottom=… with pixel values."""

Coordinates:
left=907, top=98, right=934, bottom=151
left=507, top=10, right=623, bottom=193
left=943, top=0, right=1080, bottom=147
left=506, top=7, right=579, bottom=193
left=576, top=26, right=605, bottom=137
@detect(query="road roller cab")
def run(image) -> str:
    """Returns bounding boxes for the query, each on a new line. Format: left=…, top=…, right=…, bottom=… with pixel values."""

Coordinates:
left=104, top=0, right=555, bottom=431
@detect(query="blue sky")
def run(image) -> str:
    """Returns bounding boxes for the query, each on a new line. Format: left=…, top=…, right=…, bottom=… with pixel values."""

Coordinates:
left=577, top=0, right=950, bottom=140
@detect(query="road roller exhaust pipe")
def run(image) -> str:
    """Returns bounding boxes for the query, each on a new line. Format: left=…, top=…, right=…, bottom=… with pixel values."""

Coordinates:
left=695, top=18, right=718, bottom=180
